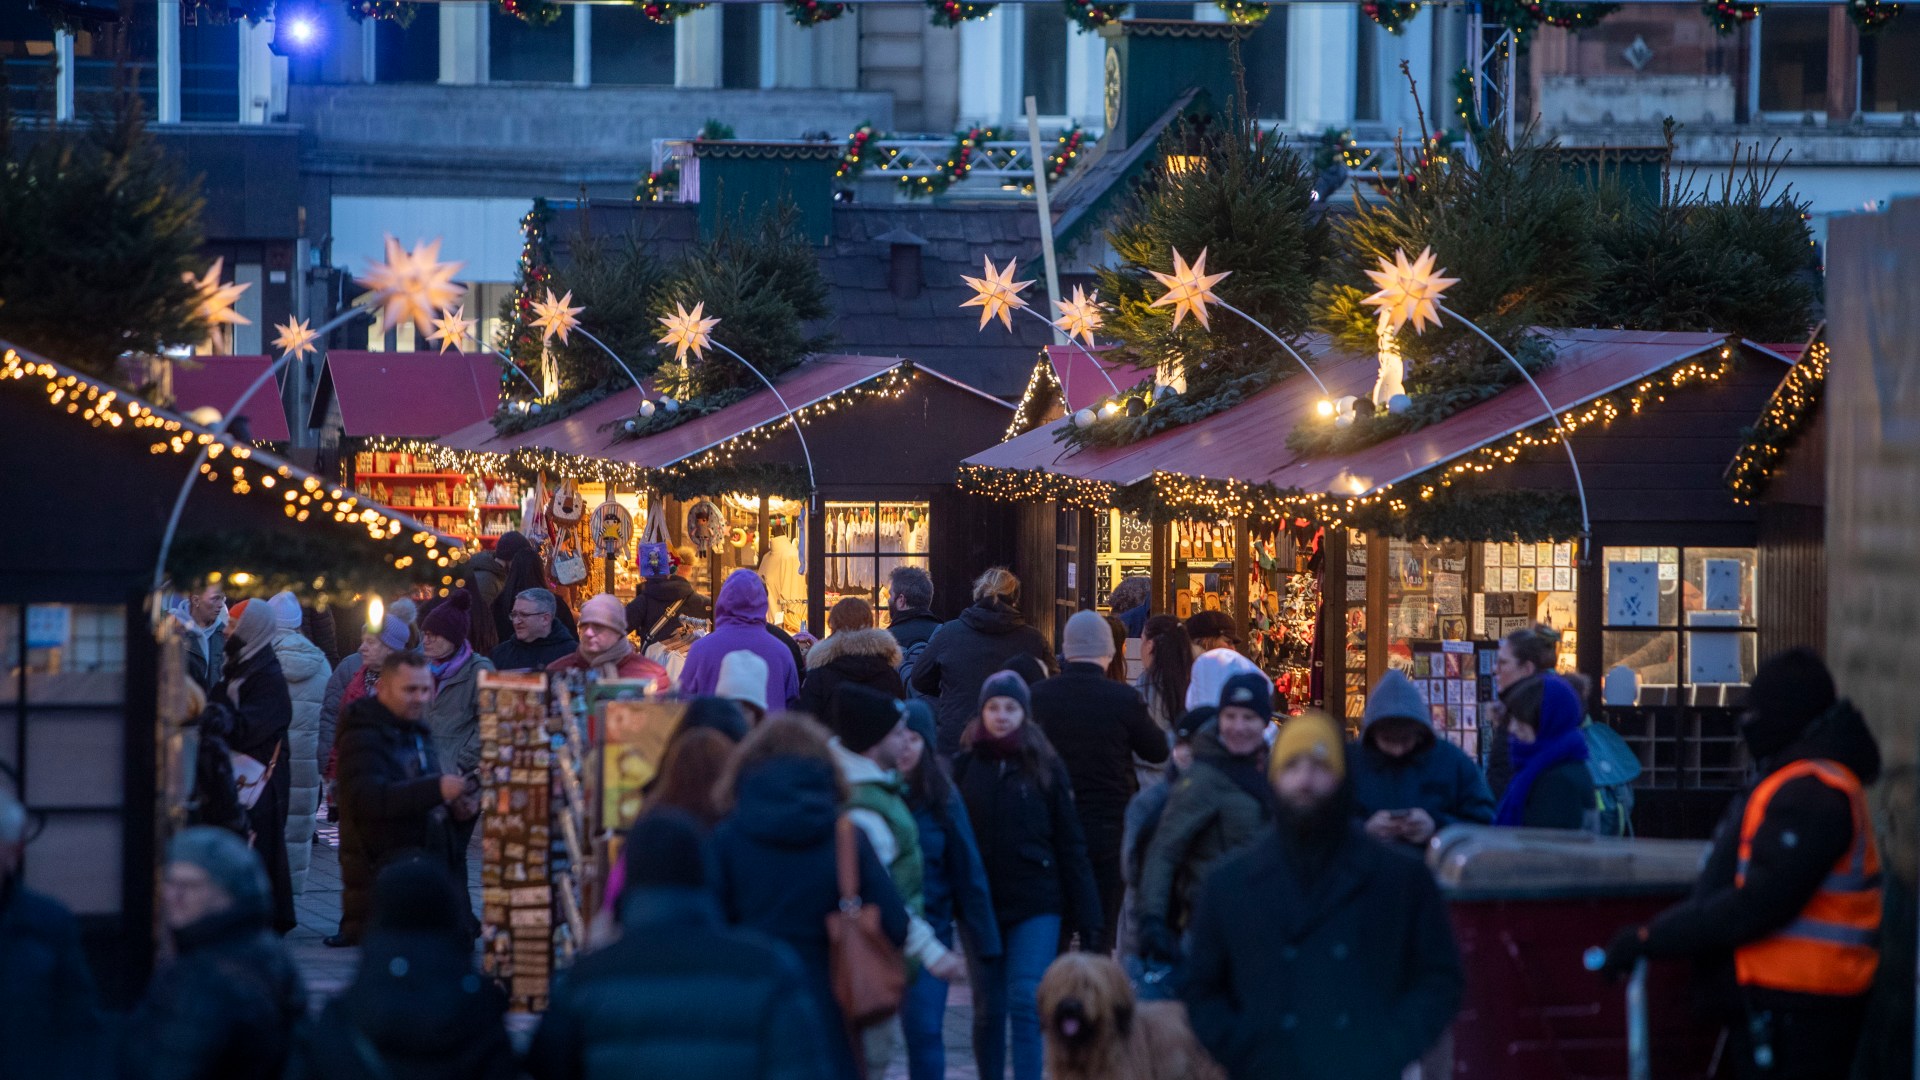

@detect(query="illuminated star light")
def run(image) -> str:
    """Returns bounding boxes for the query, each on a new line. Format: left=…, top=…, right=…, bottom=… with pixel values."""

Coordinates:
left=427, top=305, right=478, bottom=354
left=271, top=316, right=318, bottom=360
left=356, top=236, right=465, bottom=337
left=1052, top=285, right=1104, bottom=348
left=531, top=288, right=584, bottom=346
left=184, top=257, right=253, bottom=334
left=1148, top=248, right=1230, bottom=331
left=658, top=301, right=720, bottom=363
left=1362, top=246, right=1459, bottom=335
left=961, top=257, right=1034, bottom=332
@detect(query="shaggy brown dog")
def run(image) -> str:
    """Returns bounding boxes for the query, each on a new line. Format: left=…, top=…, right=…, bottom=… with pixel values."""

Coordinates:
left=1038, top=952, right=1226, bottom=1080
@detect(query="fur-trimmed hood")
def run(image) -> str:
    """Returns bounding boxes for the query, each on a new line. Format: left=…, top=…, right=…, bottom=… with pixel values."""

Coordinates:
left=806, top=627, right=903, bottom=671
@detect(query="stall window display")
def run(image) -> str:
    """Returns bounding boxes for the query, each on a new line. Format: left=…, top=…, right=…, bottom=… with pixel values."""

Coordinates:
left=1093, top=509, right=1152, bottom=610
left=1342, top=531, right=1369, bottom=722
left=1170, top=518, right=1234, bottom=621
left=1600, top=545, right=1757, bottom=702
left=1246, top=522, right=1321, bottom=715
left=351, top=449, right=521, bottom=549
left=824, top=501, right=929, bottom=627
left=1473, top=540, right=1579, bottom=671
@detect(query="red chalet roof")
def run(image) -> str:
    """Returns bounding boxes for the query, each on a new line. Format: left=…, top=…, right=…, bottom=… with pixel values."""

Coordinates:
left=1045, top=345, right=1156, bottom=415
left=317, top=351, right=502, bottom=438
left=438, top=355, right=1007, bottom=468
left=170, top=355, right=291, bottom=441
left=967, top=329, right=1731, bottom=498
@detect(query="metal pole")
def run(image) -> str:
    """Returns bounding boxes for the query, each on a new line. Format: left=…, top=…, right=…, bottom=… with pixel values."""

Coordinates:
left=1017, top=306, right=1120, bottom=396
left=1025, top=96, right=1067, bottom=348
left=1214, top=299, right=1332, bottom=398
left=571, top=327, right=647, bottom=395
left=709, top=340, right=817, bottom=505
left=1438, top=302, right=1591, bottom=539
left=1503, top=30, right=1518, bottom=144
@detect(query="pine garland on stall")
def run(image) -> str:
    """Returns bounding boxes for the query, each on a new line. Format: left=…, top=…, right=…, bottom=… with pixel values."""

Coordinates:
left=1064, top=1, right=1130, bottom=30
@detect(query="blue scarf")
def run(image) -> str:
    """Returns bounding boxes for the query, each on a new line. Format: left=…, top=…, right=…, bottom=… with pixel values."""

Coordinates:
left=1493, top=673, right=1589, bottom=827
left=429, top=642, right=473, bottom=692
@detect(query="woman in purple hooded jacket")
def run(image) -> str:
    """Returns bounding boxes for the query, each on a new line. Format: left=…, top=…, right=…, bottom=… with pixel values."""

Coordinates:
left=677, top=569, right=802, bottom=710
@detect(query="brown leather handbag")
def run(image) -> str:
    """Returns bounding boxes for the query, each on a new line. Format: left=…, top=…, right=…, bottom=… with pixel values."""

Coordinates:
left=826, top=816, right=907, bottom=1027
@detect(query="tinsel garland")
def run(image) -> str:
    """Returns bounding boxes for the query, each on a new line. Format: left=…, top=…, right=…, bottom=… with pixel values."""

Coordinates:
left=1702, top=0, right=1762, bottom=33
left=1848, top=0, right=1903, bottom=31
left=1064, top=0, right=1129, bottom=30
left=1727, top=339, right=1827, bottom=505
left=927, top=0, right=994, bottom=26
left=1362, top=1, right=1422, bottom=32
left=345, top=0, right=416, bottom=26
left=498, top=0, right=563, bottom=26
left=608, top=386, right=753, bottom=443
left=167, top=532, right=444, bottom=600
left=785, top=0, right=848, bottom=25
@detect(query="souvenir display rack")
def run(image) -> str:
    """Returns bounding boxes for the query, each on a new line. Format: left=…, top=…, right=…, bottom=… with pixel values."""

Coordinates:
left=350, top=448, right=522, bottom=549
left=1245, top=522, right=1321, bottom=716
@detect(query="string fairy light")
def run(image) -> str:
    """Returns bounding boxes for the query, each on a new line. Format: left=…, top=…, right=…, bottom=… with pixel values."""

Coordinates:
left=1727, top=337, right=1827, bottom=506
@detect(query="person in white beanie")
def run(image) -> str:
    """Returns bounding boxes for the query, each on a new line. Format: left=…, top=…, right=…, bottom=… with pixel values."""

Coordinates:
left=715, top=649, right=771, bottom=725
left=265, top=592, right=328, bottom=896
left=1030, top=609, right=1168, bottom=953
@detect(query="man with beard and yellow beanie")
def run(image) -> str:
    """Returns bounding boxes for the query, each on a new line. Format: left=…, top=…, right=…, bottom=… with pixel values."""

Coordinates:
left=1181, top=711, right=1463, bottom=1080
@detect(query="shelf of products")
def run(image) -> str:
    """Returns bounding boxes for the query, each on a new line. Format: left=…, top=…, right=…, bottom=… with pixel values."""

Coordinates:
left=1246, top=522, right=1321, bottom=716
left=1092, top=509, right=1153, bottom=610
left=824, top=500, right=929, bottom=629
left=1169, top=518, right=1234, bottom=621
left=351, top=449, right=522, bottom=548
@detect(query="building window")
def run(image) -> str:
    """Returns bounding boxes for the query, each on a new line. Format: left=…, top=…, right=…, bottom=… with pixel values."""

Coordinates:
left=76, top=3, right=159, bottom=117
left=2, top=5, right=59, bottom=119
left=1239, top=8, right=1288, bottom=120
left=490, top=5, right=573, bottom=84
left=2, top=604, right=128, bottom=916
left=179, top=21, right=239, bottom=121
left=824, top=502, right=930, bottom=628
left=1861, top=18, right=1920, bottom=115
left=375, top=14, right=440, bottom=84
left=592, top=4, right=675, bottom=86
left=1022, top=3, right=1068, bottom=115
left=1354, top=9, right=1379, bottom=121
left=721, top=3, right=761, bottom=89
left=1756, top=9, right=1828, bottom=114
left=1600, top=545, right=1758, bottom=700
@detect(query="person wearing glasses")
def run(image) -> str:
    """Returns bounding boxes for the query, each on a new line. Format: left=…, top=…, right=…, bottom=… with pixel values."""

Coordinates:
left=489, top=588, right=577, bottom=672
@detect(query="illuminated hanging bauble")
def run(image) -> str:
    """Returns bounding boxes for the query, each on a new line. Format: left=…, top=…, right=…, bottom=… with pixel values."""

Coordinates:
left=639, top=399, right=657, bottom=418
left=623, top=419, right=638, bottom=433
left=1073, top=408, right=1096, bottom=429
left=1099, top=401, right=1120, bottom=419
left=662, top=397, right=680, bottom=413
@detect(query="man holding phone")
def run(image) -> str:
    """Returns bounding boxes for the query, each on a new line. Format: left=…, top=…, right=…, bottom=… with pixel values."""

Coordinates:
left=1349, top=671, right=1495, bottom=847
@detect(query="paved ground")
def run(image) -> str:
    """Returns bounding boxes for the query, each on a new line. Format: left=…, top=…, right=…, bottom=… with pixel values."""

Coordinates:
left=291, top=827, right=981, bottom=1078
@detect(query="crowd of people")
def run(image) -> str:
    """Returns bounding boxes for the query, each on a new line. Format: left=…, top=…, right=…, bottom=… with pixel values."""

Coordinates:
left=0, top=544, right=1890, bottom=1080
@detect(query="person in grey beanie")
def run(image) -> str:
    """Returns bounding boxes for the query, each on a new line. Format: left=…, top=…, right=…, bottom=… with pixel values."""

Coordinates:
left=1348, top=670, right=1494, bottom=847
left=122, top=827, right=306, bottom=1080
left=1030, top=609, right=1167, bottom=952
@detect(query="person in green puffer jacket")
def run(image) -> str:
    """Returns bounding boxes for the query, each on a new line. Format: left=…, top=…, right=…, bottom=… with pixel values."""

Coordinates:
left=1134, top=671, right=1277, bottom=964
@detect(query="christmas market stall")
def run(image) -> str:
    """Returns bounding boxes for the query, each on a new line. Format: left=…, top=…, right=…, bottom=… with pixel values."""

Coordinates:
left=395, top=353, right=1017, bottom=637
left=963, top=328, right=1798, bottom=836
left=0, top=340, right=464, bottom=1003
left=1726, top=330, right=1828, bottom=662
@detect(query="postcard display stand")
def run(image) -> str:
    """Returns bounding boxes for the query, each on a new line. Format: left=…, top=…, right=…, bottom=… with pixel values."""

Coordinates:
left=476, top=670, right=683, bottom=1013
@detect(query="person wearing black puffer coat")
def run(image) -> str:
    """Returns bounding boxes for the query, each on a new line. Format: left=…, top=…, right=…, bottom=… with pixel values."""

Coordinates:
left=708, top=716, right=909, bottom=1080
left=797, top=598, right=907, bottom=720
left=122, top=828, right=307, bottom=1080
left=213, top=600, right=298, bottom=935
left=530, top=809, right=831, bottom=1080
left=911, top=568, right=1054, bottom=756
left=288, top=859, right=513, bottom=1080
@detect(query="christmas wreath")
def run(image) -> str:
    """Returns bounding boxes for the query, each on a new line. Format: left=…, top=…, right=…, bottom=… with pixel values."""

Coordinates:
left=345, top=0, right=417, bottom=26
left=786, top=0, right=848, bottom=25
left=639, top=166, right=680, bottom=202
left=1362, top=1, right=1422, bottom=32
left=498, top=0, right=563, bottom=26
left=1484, top=0, right=1618, bottom=30
left=1214, top=1, right=1271, bottom=24
left=1064, top=0, right=1130, bottom=30
left=1848, top=0, right=1903, bottom=31
left=641, top=2, right=708, bottom=24
left=927, top=0, right=995, bottom=26
left=838, top=123, right=880, bottom=181
left=1702, top=0, right=1762, bottom=33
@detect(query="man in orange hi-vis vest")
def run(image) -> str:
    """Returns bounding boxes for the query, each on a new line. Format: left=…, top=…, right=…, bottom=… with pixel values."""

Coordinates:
left=1599, top=648, right=1882, bottom=1079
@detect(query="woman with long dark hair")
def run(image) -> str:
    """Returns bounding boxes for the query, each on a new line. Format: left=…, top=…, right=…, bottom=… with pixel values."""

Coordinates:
left=1133, top=615, right=1192, bottom=788
left=953, top=672, right=1101, bottom=1080
left=1487, top=624, right=1561, bottom=799
left=896, top=703, right=1001, bottom=1080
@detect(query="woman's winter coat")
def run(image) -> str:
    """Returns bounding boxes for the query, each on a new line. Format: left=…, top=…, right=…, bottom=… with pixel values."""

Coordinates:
left=1486, top=670, right=1547, bottom=799
left=286, top=927, right=514, bottom=1080
left=1181, top=826, right=1463, bottom=1080
left=272, top=627, right=330, bottom=895
left=910, top=596, right=1054, bottom=755
left=334, top=697, right=456, bottom=943
left=527, top=886, right=832, bottom=1080
left=424, top=652, right=494, bottom=777
left=708, top=756, right=909, bottom=1079
left=121, top=907, right=307, bottom=1080
left=796, top=628, right=907, bottom=720
left=951, top=748, right=1103, bottom=939
left=1135, top=728, right=1272, bottom=933
left=215, top=645, right=297, bottom=934
left=911, top=790, right=1004, bottom=960
left=624, top=574, right=711, bottom=647
left=678, top=572, right=802, bottom=709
